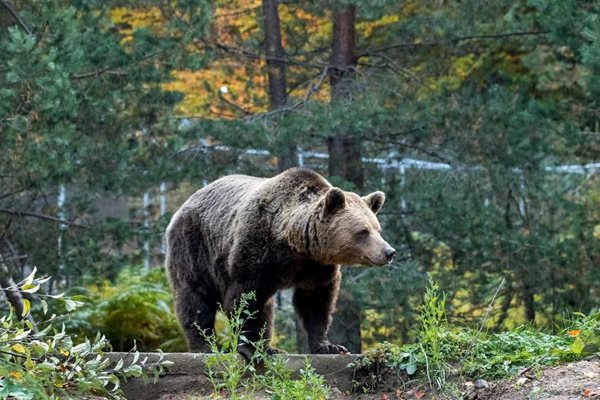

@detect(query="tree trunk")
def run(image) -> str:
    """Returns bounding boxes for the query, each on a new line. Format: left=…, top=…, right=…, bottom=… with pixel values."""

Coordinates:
left=262, top=0, right=297, bottom=172
left=330, top=5, right=356, bottom=99
left=262, top=0, right=302, bottom=351
left=327, top=4, right=362, bottom=189
left=326, top=4, right=363, bottom=354
left=522, top=282, right=536, bottom=322
left=495, top=286, right=514, bottom=329
left=327, top=135, right=363, bottom=190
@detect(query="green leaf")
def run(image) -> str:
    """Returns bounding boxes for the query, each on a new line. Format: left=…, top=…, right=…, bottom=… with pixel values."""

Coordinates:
left=63, top=298, right=83, bottom=312
left=40, top=300, right=48, bottom=315
left=127, top=364, right=143, bottom=377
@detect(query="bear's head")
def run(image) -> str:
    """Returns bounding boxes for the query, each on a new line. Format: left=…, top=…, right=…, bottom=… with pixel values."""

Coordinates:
left=315, top=187, right=396, bottom=266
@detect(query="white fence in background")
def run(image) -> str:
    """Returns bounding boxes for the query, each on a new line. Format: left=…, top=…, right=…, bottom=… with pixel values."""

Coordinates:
left=57, top=142, right=600, bottom=269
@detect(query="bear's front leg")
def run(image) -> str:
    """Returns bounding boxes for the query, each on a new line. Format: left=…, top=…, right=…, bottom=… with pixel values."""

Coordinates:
left=224, top=282, right=280, bottom=359
left=293, top=267, right=349, bottom=354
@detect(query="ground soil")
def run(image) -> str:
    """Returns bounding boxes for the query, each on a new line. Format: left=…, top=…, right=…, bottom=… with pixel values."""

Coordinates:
left=349, top=359, right=600, bottom=400
left=156, top=359, right=600, bottom=400
left=474, top=359, right=600, bottom=400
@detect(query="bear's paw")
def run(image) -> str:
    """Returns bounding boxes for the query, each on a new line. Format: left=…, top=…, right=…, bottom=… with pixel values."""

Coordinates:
left=313, top=342, right=349, bottom=355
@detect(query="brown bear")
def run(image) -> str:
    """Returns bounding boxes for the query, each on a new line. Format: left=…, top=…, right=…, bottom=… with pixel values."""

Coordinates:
left=165, top=168, right=395, bottom=356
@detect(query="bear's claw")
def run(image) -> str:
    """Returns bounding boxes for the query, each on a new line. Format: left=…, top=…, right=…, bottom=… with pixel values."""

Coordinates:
left=314, top=343, right=349, bottom=355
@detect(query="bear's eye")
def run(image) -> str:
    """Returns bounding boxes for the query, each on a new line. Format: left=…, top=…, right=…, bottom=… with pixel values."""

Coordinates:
left=356, top=229, right=370, bottom=238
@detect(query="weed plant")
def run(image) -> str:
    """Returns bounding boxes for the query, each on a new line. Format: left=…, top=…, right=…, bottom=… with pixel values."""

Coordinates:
left=199, top=292, right=330, bottom=400
left=351, top=276, right=600, bottom=393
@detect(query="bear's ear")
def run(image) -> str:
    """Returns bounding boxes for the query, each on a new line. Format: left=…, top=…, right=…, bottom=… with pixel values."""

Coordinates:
left=363, top=191, right=385, bottom=214
left=321, top=187, right=346, bottom=218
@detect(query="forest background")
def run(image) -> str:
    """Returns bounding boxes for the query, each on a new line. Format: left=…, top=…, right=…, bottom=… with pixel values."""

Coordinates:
left=1, top=0, right=599, bottom=355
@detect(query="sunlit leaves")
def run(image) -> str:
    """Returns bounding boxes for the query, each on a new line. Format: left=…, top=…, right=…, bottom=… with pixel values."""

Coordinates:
left=0, top=270, right=172, bottom=399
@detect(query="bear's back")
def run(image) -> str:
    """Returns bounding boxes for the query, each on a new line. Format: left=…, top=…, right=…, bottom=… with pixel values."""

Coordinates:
left=171, top=174, right=266, bottom=229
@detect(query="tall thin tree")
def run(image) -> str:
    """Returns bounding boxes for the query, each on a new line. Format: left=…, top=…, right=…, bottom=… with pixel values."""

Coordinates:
left=326, top=4, right=363, bottom=353
left=262, top=0, right=297, bottom=171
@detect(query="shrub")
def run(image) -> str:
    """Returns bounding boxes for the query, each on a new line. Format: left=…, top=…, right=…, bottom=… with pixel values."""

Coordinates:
left=0, top=268, right=172, bottom=399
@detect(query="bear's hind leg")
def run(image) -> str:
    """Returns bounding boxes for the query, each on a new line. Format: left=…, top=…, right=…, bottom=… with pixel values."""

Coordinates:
left=174, top=281, right=217, bottom=352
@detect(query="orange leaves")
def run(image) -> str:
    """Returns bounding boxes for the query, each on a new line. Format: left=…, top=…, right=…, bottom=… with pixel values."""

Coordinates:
left=568, top=330, right=581, bottom=337
left=163, top=64, right=268, bottom=117
left=212, top=0, right=261, bottom=43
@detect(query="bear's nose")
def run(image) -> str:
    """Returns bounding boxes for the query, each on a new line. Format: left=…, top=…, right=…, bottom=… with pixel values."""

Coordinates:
left=385, top=247, right=396, bottom=262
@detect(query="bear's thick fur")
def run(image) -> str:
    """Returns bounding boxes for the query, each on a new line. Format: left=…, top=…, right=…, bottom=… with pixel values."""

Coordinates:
left=165, top=168, right=395, bottom=355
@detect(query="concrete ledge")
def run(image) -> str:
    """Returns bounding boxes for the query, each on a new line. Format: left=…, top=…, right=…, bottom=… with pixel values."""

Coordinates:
left=107, top=352, right=359, bottom=399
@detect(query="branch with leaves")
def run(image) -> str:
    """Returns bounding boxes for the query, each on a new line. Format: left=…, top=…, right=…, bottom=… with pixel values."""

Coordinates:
left=0, top=268, right=173, bottom=399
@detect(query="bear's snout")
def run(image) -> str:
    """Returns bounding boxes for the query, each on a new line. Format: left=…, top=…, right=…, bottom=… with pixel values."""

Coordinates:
left=384, top=247, right=396, bottom=263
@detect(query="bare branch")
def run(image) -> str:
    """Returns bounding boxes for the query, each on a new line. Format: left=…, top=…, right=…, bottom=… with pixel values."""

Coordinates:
left=0, top=208, right=88, bottom=229
left=245, top=67, right=329, bottom=121
left=197, top=40, right=330, bottom=70
left=362, top=52, right=434, bottom=91
left=0, top=187, right=26, bottom=201
left=70, top=49, right=164, bottom=80
left=0, top=0, right=33, bottom=36
left=218, top=91, right=253, bottom=116
left=70, top=65, right=126, bottom=80
left=364, top=132, right=455, bottom=165
left=357, top=31, right=549, bottom=58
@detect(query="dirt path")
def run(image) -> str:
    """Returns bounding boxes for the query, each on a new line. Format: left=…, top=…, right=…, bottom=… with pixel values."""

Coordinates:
left=475, top=359, right=600, bottom=400
left=343, top=359, right=600, bottom=400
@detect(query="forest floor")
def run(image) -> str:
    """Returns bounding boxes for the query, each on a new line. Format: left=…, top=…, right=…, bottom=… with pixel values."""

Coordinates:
left=346, top=359, right=600, bottom=400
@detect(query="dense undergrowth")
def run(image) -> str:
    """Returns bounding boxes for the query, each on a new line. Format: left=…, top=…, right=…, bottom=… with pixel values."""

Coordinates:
left=351, top=276, right=600, bottom=395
